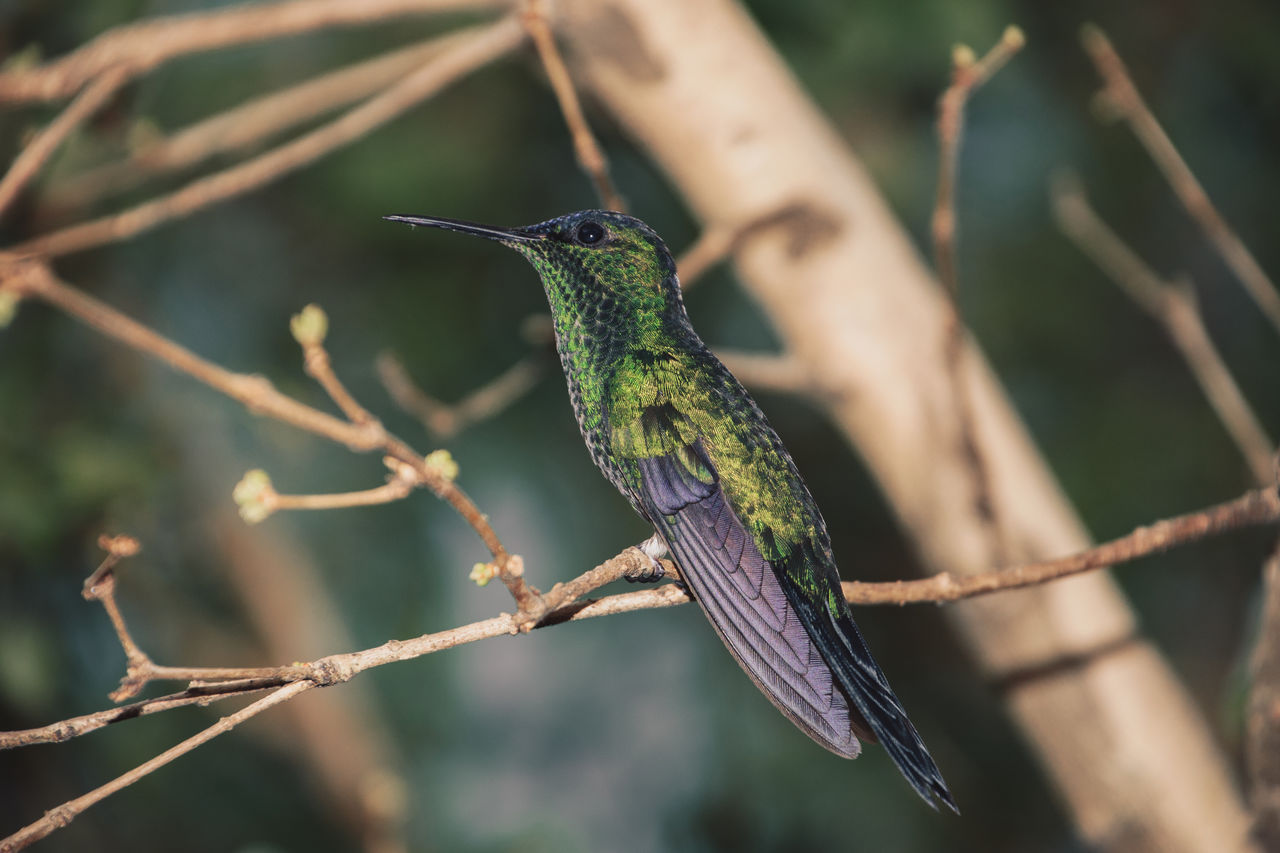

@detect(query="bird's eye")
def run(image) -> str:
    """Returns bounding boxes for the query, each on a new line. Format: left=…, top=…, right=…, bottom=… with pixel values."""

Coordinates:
left=576, top=221, right=605, bottom=245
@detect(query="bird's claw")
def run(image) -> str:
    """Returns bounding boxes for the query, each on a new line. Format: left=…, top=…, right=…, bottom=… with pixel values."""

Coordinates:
left=624, top=534, right=669, bottom=583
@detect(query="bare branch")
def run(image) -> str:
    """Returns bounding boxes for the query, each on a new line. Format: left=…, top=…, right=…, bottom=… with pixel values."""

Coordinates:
left=3, top=447, right=1274, bottom=849
left=931, top=26, right=1025, bottom=565
left=1081, top=24, right=1280, bottom=336
left=1052, top=173, right=1275, bottom=485
left=0, top=261, right=537, bottom=612
left=0, top=0, right=514, bottom=103
left=0, top=66, right=129, bottom=217
left=521, top=0, right=624, bottom=210
left=0, top=682, right=314, bottom=852
left=8, top=18, right=527, bottom=258
left=376, top=351, right=545, bottom=439
left=845, top=484, right=1280, bottom=604
left=41, top=36, right=457, bottom=213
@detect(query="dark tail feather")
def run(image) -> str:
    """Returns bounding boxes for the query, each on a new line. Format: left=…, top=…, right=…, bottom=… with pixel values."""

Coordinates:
left=780, top=549, right=957, bottom=812
left=825, top=607, right=957, bottom=812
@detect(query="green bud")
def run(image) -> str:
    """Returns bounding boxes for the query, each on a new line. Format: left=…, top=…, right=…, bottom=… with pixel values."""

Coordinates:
left=470, top=562, right=496, bottom=587
left=233, top=469, right=275, bottom=524
left=423, top=449, right=459, bottom=482
left=290, top=304, right=329, bottom=347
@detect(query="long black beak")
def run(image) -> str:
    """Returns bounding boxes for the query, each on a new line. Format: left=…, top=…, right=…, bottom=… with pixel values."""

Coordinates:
left=383, top=214, right=538, bottom=244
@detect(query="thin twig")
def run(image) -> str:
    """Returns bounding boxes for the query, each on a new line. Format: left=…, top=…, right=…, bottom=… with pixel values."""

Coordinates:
left=675, top=224, right=735, bottom=290
left=0, top=681, right=283, bottom=750
left=0, top=260, right=537, bottom=614
left=844, top=484, right=1280, bottom=604
left=1052, top=174, right=1275, bottom=484
left=8, top=18, right=526, bottom=258
left=0, top=66, right=130, bottom=217
left=521, top=0, right=625, bottom=211
left=40, top=36, right=457, bottom=213
left=1081, top=25, right=1280, bottom=336
left=0, top=682, right=314, bottom=852
left=234, top=460, right=420, bottom=523
left=931, top=26, right=1025, bottom=564
left=376, top=351, right=545, bottom=439
left=0, top=0, right=513, bottom=103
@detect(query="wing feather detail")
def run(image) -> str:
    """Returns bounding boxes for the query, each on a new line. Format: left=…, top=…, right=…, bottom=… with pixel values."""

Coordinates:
left=633, top=448, right=857, bottom=755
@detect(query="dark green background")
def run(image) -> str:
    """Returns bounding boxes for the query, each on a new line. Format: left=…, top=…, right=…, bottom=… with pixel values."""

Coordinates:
left=1, top=1, right=1277, bottom=850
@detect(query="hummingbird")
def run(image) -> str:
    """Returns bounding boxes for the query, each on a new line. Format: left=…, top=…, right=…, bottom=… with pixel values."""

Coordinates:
left=387, top=209, right=956, bottom=811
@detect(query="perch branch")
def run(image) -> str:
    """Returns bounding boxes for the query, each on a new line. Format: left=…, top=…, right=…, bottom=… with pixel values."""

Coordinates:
left=7, top=478, right=1275, bottom=753
left=1081, top=25, right=1280, bottom=336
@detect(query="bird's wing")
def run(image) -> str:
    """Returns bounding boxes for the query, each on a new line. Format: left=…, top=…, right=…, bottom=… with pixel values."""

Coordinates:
left=616, top=402, right=861, bottom=756
left=618, top=401, right=957, bottom=811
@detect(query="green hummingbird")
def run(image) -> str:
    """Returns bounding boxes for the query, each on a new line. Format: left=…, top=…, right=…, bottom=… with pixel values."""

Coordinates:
left=387, top=209, right=956, bottom=811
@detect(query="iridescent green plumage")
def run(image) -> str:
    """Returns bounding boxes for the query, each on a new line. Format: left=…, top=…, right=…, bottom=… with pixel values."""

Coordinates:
left=388, top=210, right=956, bottom=811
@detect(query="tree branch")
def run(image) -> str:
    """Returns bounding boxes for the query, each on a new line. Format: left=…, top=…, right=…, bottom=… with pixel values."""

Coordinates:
left=1081, top=24, right=1280, bottom=337
left=1051, top=173, right=1275, bottom=485
left=521, top=0, right=624, bottom=210
left=0, top=0, right=514, bottom=103
left=0, top=66, right=129, bottom=217
left=39, top=36, right=457, bottom=213
left=931, top=26, right=1025, bottom=566
left=8, top=18, right=526, bottom=258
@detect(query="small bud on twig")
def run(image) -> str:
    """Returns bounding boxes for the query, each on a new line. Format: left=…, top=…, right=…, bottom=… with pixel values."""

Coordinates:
left=470, top=562, right=497, bottom=587
left=290, top=304, right=329, bottom=347
left=424, top=449, right=459, bottom=482
left=233, top=469, right=277, bottom=523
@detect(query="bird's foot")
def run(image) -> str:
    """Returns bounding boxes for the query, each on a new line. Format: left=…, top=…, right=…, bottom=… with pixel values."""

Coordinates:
left=624, top=534, right=669, bottom=583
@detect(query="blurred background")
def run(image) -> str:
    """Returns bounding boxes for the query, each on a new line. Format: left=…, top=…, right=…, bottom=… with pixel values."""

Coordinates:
left=0, top=0, right=1277, bottom=850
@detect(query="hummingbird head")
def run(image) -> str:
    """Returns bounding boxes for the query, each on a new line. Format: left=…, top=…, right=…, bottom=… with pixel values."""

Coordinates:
left=386, top=209, right=692, bottom=355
